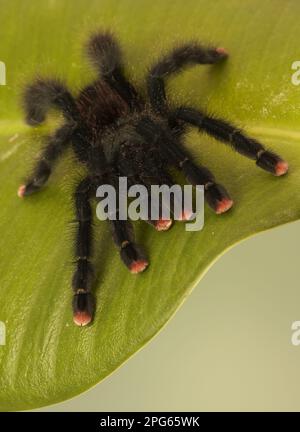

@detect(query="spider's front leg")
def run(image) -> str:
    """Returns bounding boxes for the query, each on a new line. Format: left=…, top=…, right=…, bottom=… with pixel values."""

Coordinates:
left=163, top=136, right=233, bottom=214
left=110, top=219, right=148, bottom=274
left=132, top=175, right=175, bottom=231
left=135, top=116, right=233, bottom=214
left=105, top=174, right=148, bottom=273
left=18, top=124, right=74, bottom=197
left=72, top=177, right=95, bottom=326
left=170, top=107, right=289, bottom=176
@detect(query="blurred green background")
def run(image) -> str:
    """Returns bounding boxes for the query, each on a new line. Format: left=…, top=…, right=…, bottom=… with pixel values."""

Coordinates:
left=38, top=220, right=300, bottom=411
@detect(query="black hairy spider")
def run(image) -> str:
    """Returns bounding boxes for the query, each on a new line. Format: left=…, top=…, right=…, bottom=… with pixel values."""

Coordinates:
left=18, top=32, right=288, bottom=326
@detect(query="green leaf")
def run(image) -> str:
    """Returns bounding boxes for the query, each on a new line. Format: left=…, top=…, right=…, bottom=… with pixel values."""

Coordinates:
left=0, top=0, right=300, bottom=410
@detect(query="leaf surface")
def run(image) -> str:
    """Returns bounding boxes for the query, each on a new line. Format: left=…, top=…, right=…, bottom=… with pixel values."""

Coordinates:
left=0, top=0, right=299, bottom=410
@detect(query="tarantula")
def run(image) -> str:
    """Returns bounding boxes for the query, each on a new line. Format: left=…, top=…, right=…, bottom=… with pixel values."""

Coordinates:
left=18, top=32, right=288, bottom=326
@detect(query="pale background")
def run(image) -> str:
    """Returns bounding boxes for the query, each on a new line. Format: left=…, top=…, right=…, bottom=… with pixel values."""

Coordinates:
left=37, top=220, right=300, bottom=411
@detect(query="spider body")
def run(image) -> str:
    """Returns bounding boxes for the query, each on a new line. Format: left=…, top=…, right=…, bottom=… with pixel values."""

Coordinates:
left=19, top=33, right=288, bottom=326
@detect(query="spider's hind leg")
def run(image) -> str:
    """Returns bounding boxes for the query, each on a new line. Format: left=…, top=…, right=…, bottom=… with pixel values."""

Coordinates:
left=86, top=31, right=140, bottom=109
left=18, top=124, right=74, bottom=197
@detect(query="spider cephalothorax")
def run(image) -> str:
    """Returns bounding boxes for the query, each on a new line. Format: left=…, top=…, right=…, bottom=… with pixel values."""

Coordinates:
left=18, top=32, right=288, bottom=326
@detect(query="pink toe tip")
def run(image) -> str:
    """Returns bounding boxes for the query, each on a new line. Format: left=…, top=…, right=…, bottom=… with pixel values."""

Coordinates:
left=216, top=47, right=228, bottom=56
left=275, top=160, right=289, bottom=176
left=155, top=218, right=173, bottom=231
left=130, top=260, right=149, bottom=274
left=215, top=198, right=233, bottom=214
left=17, top=185, right=26, bottom=198
left=73, top=311, right=92, bottom=327
left=179, top=209, right=194, bottom=221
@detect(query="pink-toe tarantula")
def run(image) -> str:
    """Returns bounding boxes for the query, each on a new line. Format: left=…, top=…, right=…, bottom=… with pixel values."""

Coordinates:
left=18, top=32, right=288, bottom=326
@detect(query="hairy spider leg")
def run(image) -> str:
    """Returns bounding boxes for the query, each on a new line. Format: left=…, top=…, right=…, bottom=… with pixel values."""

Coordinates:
left=85, top=137, right=149, bottom=276
left=18, top=124, right=74, bottom=197
left=19, top=79, right=80, bottom=197
left=147, top=43, right=228, bottom=114
left=135, top=117, right=233, bottom=214
left=72, top=176, right=95, bottom=326
left=170, top=107, right=289, bottom=176
left=126, top=171, right=175, bottom=231
left=23, top=78, right=79, bottom=125
left=167, top=139, right=233, bottom=215
left=86, top=32, right=141, bottom=110
left=110, top=211, right=148, bottom=274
